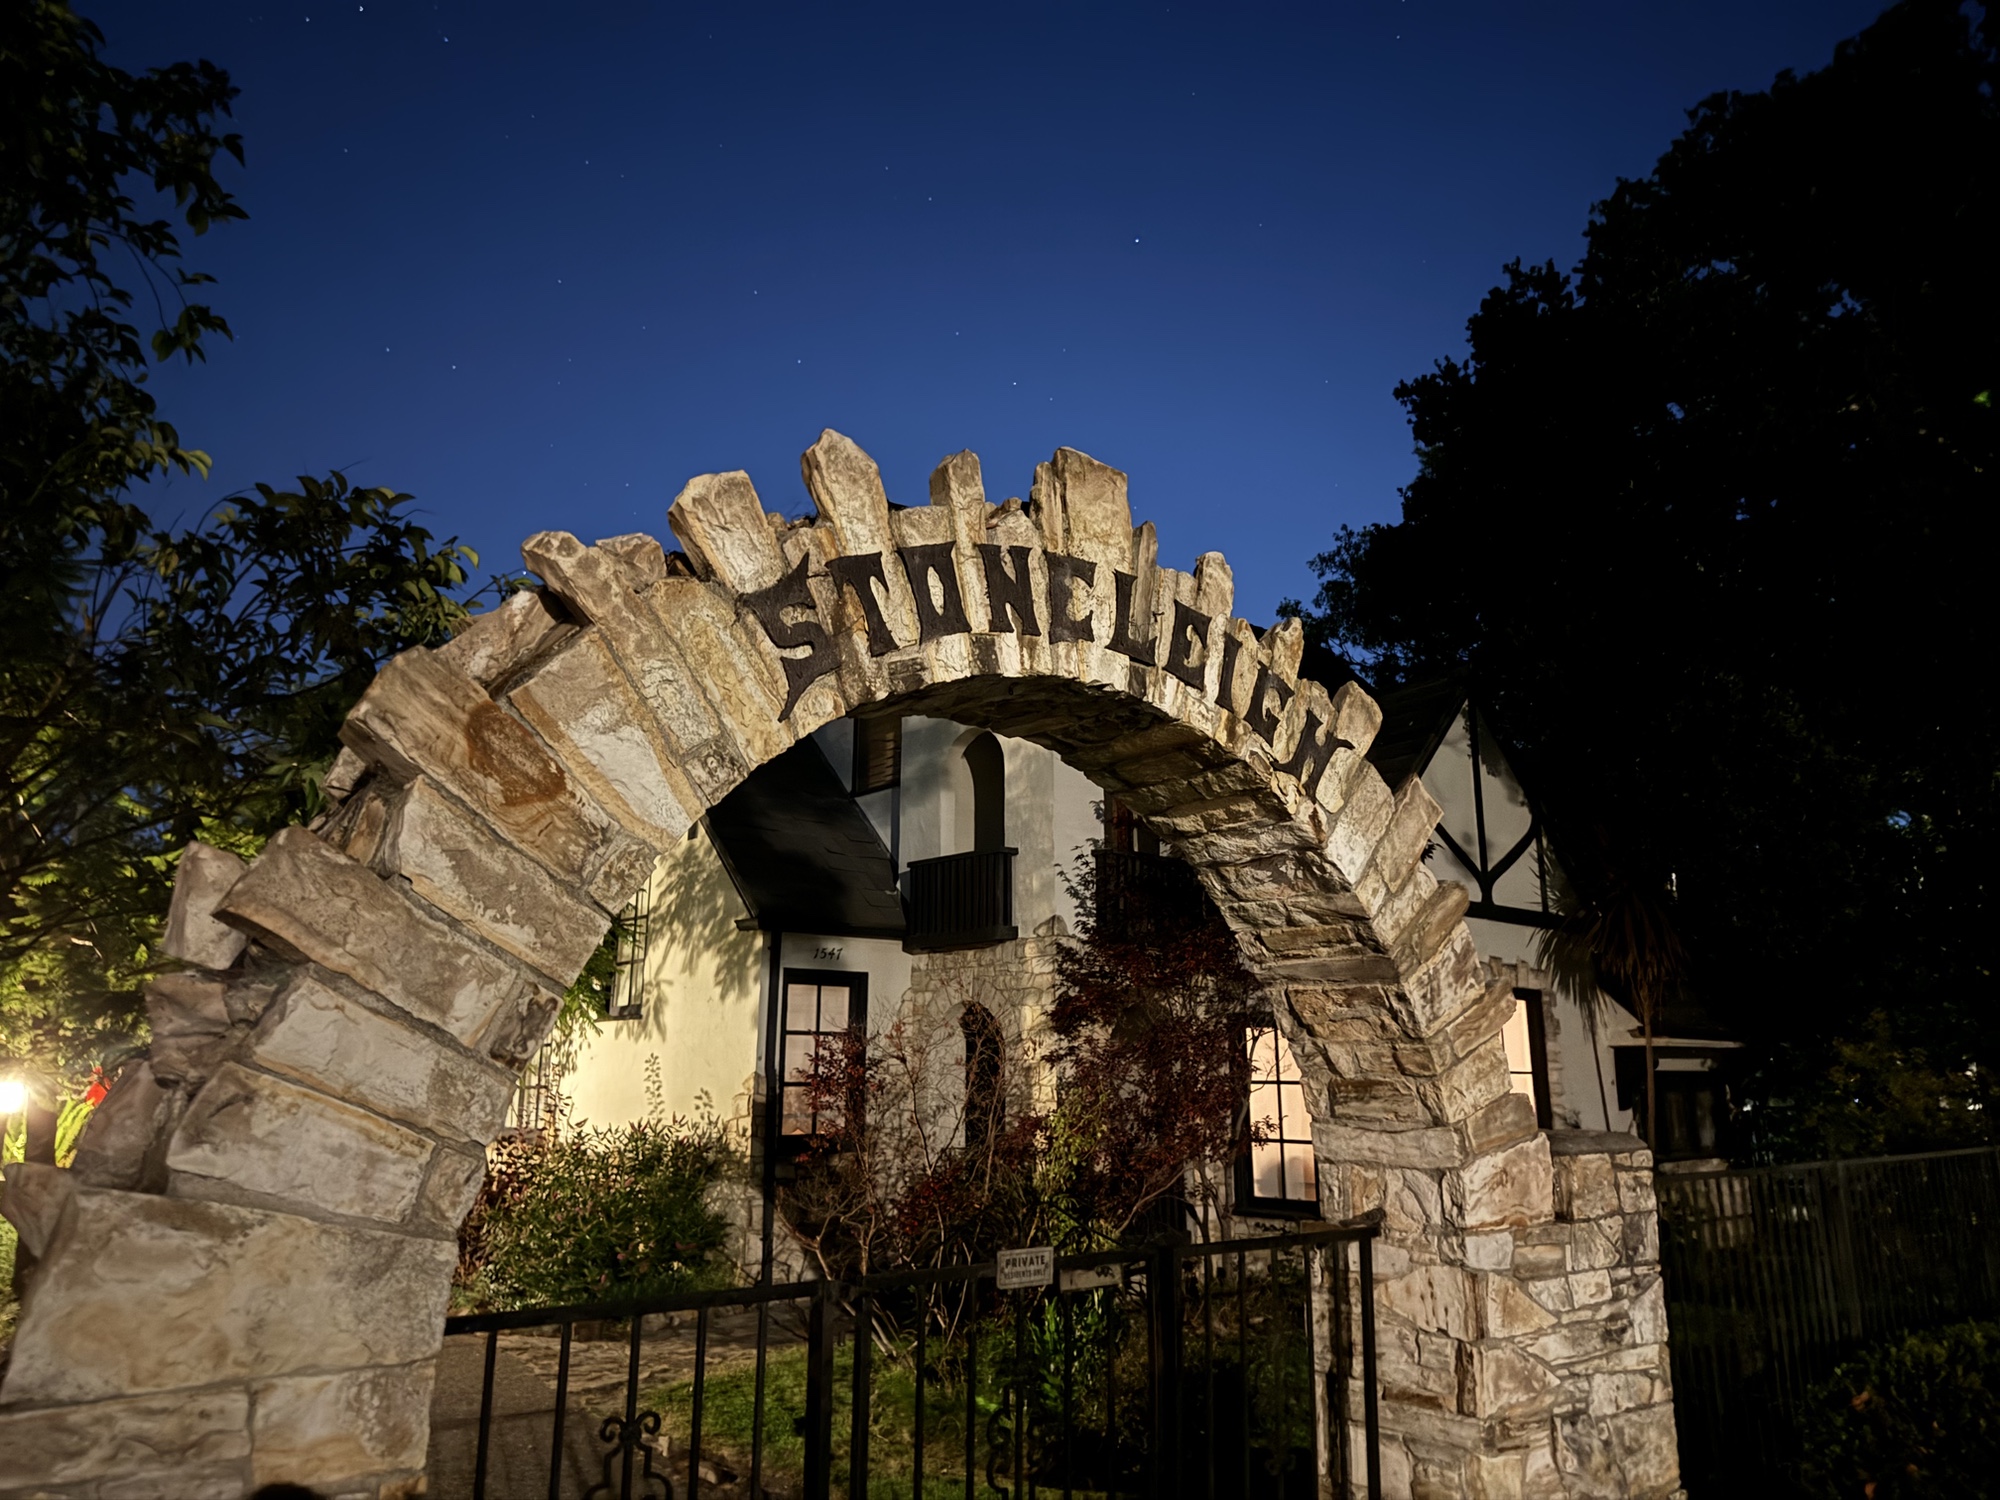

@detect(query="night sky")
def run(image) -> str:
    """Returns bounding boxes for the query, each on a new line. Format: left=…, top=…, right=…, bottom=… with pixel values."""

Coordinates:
left=94, top=1, right=1887, bottom=621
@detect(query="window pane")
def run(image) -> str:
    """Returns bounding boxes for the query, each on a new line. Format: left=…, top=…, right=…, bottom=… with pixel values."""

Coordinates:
left=1285, top=1141, right=1317, bottom=1201
left=1272, top=1029, right=1304, bottom=1083
left=817, top=986, right=850, bottom=1032
left=1248, top=1080, right=1282, bottom=1134
left=1502, top=1000, right=1533, bottom=1075
left=784, top=1034, right=816, bottom=1085
left=787, top=982, right=821, bottom=1027
left=1246, top=1025, right=1277, bottom=1080
left=782, top=1084, right=812, bottom=1135
left=1253, top=1140, right=1286, bottom=1200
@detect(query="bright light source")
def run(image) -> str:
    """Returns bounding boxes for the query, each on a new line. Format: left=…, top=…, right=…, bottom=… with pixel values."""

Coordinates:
left=0, top=1078, right=25, bottom=1114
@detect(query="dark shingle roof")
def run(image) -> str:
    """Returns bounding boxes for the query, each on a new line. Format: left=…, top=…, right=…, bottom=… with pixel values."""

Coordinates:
left=1359, top=678, right=1465, bottom=789
left=704, top=738, right=905, bottom=938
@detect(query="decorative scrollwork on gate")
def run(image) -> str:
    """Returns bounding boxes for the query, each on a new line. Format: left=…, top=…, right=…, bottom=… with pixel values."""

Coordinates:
left=584, top=1408, right=673, bottom=1500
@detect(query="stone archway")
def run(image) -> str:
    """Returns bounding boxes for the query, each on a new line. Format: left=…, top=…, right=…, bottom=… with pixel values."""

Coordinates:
left=0, top=433, right=1679, bottom=1498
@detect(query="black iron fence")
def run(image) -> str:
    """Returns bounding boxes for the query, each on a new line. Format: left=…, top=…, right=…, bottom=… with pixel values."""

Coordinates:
left=904, top=850, right=1018, bottom=951
left=1657, top=1144, right=2000, bottom=1493
left=436, top=1222, right=1381, bottom=1499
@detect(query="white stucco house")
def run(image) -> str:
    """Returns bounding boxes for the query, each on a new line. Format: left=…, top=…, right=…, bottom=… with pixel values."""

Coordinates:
left=523, top=659, right=1734, bottom=1266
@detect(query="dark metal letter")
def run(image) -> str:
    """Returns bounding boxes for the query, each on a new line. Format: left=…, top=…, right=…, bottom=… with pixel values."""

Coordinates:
left=1162, top=598, right=1213, bottom=691
left=1109, top=570, right=1159, bottom=665
left=1045, top=553, right=1097, bottom=643
left=896, top=543, right=973, bottom=643
left=975, top=544, right=1041, bottom=636
left=1244, top=664, right=1294, bottom=744
left=1275, top=708, right=1354, bottom=796
left=1215, top=632, right=1244, bottom=713
left=826, top=551, right=900, bottom=657
left=740, top=553, right=840, bottom=720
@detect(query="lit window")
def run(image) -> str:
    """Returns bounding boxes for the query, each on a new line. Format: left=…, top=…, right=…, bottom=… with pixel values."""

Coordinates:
left=781, top=972, right=865, bottom=1138
left=1502, top=988, right=1551, bottom=1128
left=1237, top=1020, right=1318, bottom=1215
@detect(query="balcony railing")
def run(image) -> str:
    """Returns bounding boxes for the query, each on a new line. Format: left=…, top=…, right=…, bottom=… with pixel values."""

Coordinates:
left=904, top=849, right=1017, bottom=951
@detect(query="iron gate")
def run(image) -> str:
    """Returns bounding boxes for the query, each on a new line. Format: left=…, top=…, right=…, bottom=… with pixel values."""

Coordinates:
left=436, top=1221, right=1381, bottom=1499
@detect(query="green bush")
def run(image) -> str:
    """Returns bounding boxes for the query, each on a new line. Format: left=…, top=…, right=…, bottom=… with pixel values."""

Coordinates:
left=1797, top=1320, right=2000, bottom=1499
left=457, top=1118, right=734, bottom=1310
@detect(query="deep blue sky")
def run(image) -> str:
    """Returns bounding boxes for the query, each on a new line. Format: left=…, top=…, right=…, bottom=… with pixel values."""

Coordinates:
left=97, top=1, right=1888, bottom=621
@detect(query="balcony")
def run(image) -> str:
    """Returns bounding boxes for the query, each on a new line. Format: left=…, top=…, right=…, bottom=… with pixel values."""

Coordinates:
left=904, top=849, right=1017, bottom=951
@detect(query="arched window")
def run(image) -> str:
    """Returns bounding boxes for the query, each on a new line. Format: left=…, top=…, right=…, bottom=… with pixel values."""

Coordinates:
left=960, top=1002, right=1003, bottom=1155
left=963, top=732, right=1006, bottom=852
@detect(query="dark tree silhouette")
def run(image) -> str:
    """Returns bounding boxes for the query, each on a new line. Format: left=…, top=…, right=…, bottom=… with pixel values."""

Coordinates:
left=1295, top=0, right=1998, bottom=1159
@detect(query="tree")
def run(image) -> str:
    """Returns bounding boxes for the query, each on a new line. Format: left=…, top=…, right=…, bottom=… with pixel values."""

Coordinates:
left=1293, top=0, right=1997, bottom=1158
left=1, top=4, right=485, bottom=1092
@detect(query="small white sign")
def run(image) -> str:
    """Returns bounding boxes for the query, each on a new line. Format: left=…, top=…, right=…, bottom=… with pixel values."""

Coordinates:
left=995, top=1246, right=1055, bottom=1291
left=1059, top=1263, right=1123, bottom=1293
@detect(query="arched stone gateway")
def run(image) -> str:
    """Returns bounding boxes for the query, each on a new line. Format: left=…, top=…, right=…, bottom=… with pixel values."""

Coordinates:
left=0, top=434, right=1680, bottom=1499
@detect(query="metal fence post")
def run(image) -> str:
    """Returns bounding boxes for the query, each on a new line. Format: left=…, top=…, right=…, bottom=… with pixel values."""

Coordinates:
left=851, top=1290, right=873, bottom=1499
left=804, top=1281, right=837, bottom=1500
left=1148, top=1236, right=1186, bottom=1500
left=1358, top=1231, right=1381, bottom=1500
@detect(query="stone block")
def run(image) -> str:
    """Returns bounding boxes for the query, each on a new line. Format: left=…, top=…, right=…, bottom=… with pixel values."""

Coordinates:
left=1606, top=1404, right=1680, bottom=1496
left=1447, top=1135, right=1554, bottom=1231
left=1480, top=1272, right=1559, bottom=1339
left=1378, top=1263, right=1476, bottom=1341
left=1317, top=1121, right=1464, bottom=1172
left=1031, top=445, right=1133, bottom=581
left=162, top=841, right=249, bottom=970
left=167, top=1062, right=436, bottom=1225
left=69, top=1059, right=178, bottom=1191
left=641, top=576, right=800, bottom=774
left=249, top=969, right=515, bottom=1145
left=1324, top=765, right=1394, bottom=881
left=1463, top=1230, right=1514, bottom=1270
left=0, top=1186, right=453, bottom=1405
left=1461, top=1088, right=1538, bottom=1155
left=436, top=585, right=569, bottom=690
left=373, top=775, right=611, bottom=982
left=341, top=647, right=644, bottom=901
left=1469, top=1344, right=1560, bottom=1418
left=0, top=1386, right=250, bottom=1488
left=667, top=469, right=787, bottom=593
left=217, top=826, right=539, bottom=1058
left=1617, top=1167, right=1659, bottom=1216
left=0, top=1159, right=73, bottom=1258
left=508, top=626, right=704, bottom=843
left=1369, top=774, right=1444, bottom=896
left=1628, top=1277, right=1669, bottom=1344
left=146, top=972, right=236, bottom=1087
left=1624, top=1209, right=1660, bottom=1264
left=250, top=1361, right=434, bottom=1487
left=1554, top=1150, right=1619, bottom=1221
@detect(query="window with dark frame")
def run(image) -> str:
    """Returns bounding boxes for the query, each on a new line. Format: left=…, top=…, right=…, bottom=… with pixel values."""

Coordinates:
left=779, top=969, right=867, bottom=1141
left=1234, top=1017, right=1319, bottom=1216
left=604, top=887, right=650, bottom=1020
left=1502, top=987, right=1552, bottom=1129
left=960, top=1002, right=1003, bottom=1155
left=853, top=715, right=902, bottom=794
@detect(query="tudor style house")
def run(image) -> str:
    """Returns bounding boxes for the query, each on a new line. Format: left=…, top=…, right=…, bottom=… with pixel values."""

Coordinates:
left=527, top=654, right=1734, bottom=1268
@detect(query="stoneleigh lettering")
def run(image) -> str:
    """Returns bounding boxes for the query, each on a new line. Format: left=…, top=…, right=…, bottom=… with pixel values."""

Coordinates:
left=739, top=544, right=1330, bottom=772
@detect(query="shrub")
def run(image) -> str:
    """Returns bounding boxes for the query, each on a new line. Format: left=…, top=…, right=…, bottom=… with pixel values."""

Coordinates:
left=457, top=1118, right=734, bottom=1310
left=1797, top=1320, right=2000, bottom=1499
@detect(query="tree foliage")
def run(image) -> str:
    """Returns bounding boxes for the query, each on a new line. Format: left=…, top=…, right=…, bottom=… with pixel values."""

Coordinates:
left=1, top=3, right=484, bottom=1089
left=1295, top=0, right=1998, bottom=1157
left=779, top=854, right=1262, bottom=1292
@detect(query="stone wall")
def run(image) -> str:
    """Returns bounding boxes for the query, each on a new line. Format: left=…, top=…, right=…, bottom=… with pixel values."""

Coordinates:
left=0, top=431, right=1679, bottom=1498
